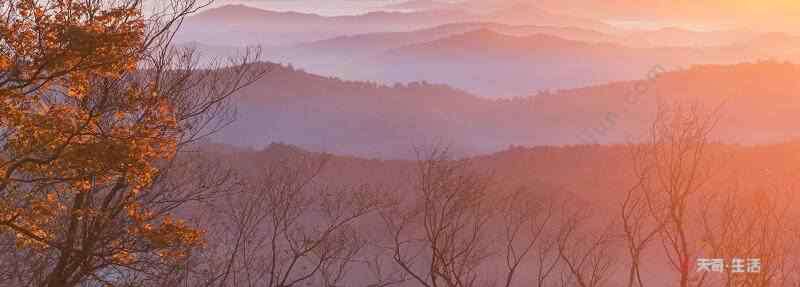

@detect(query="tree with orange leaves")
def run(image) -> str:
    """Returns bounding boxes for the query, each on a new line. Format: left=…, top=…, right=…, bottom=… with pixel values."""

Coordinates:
left=0, top=0, right=263, bottom=286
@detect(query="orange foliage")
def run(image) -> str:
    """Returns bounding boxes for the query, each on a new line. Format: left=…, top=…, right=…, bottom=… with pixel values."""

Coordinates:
left=0, top=0, right=201, bottom=263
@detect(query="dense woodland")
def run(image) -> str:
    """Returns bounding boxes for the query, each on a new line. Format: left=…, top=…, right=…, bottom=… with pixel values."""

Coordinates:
left=2, top=0, right=800, bottom=287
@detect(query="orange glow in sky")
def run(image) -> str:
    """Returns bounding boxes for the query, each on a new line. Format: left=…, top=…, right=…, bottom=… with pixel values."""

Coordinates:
left=543, top=0, right=800, bottom=33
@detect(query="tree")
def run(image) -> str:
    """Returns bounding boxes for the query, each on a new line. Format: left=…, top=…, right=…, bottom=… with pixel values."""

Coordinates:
left=620, top=99, right=800, bottom=287
left=382, top=147, right=566, bottom=287
left=497, top=188, right=556, bottom=287
left=624, top=100, right=723, bottom=287
left=179, top=151, right=385, bottom=287
left=555, top=201, right=616, bottom=287
left=382, top=148, right=494, bottom=287
left=694, top=164, right=800, bottom=287
left=0, top=0, right=264, bottom=286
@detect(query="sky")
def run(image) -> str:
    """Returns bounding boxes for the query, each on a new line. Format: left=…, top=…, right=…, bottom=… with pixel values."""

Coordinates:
left=537, top=0, right=800, bottom=33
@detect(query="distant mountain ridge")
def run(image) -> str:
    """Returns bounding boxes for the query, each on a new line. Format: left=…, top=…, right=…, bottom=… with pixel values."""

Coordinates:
left=215, top=61, right=800, bottom=158
left=179, top=4, right=474, bottom=47
left=183, top=18, right=800, bottom=97
left=381, top=0, right=456, bottom=11
left=178, top=4, right=800, bottom=96
left=192, top=4, right=322, bottom=22
left=177, top=4, right=615, bottom=47
left=483, top=2, right=613, bottom=31
left=363, top=29, right=706, bottom=96
left=272, top=23, right=619, bottom=73
left=386, top=28, right=601, bottom=54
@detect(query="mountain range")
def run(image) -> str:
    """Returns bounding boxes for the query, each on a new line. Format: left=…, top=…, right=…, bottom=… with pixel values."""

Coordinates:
left=179, top=5, right=800, bottom=96
left=381, top=0, right=458, bottom=12
left=326, top=29, right=799, bottom=96
left=213, top=61, right=800, bottom=158
left=176, top=4, right=615, bottom=48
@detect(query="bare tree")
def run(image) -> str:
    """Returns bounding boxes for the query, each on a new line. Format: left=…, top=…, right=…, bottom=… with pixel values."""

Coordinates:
left=620, top=158, right=664, bottom=287
left=697, top=170, right=800, bottom=287
left=382, top=147, right=571, bottom=287
left=182, top=151, right=384, bottom=287
left=624, top=100, right=723, bottom=287
left=498, top=188, right=556, bottom=287
left=556, top=202, right=617, bottom=287
left=382, top=148, right=494, bottom=287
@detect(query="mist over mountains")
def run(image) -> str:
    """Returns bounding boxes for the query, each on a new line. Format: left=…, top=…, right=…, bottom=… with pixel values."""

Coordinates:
left=178, top=4, right=800, bottom=97
left=358, top=29, right=800, bottom=96
left=176, top=3, right=614, bottom=48
left=212, top=61, right=800, bottom=158
left=177, top=4, right=472, bottom=47
left=173, top=3, right=800, bottom=158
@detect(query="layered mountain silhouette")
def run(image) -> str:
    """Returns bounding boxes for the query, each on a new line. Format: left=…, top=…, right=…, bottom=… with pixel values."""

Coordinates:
left=360, top=29, right=711, bottom=96
left=177, top=4, right=614, bottom=47
left=272, top=23, right=616, bottom=76
left=482, top=3, right=614, bottom=31
left=214, top=61, right=800, bottom=158
left=381, top=0, right=457, bottom=12
left=177, top=4, right=472, bottom=47
left=179, top=5, right=800, bottom=97
left=303, top=29, right=800, bottom=96
left=291, top=22, right=615, bottom=55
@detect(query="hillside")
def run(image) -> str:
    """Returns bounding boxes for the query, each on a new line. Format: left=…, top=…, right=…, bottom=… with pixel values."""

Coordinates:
left=214, top=61, right=800, bottom=158
left=208, top=140, right=800, bottom=211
